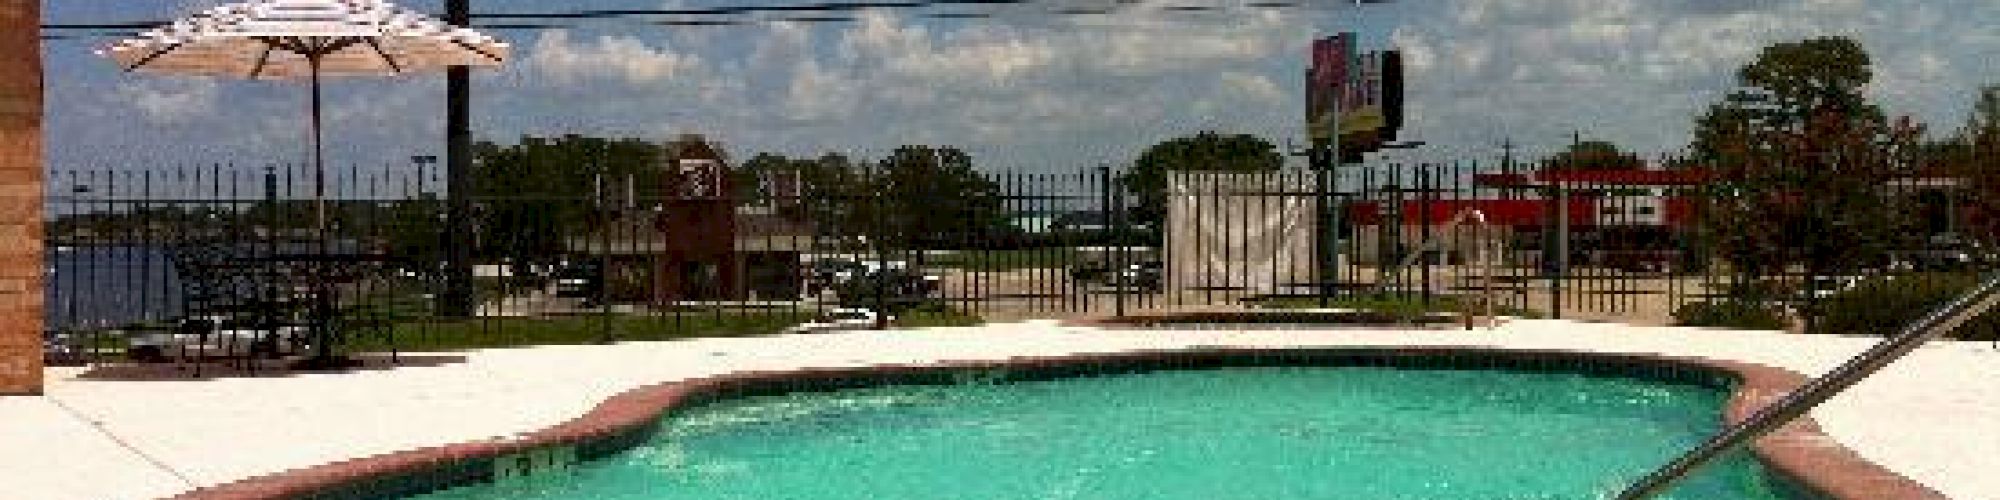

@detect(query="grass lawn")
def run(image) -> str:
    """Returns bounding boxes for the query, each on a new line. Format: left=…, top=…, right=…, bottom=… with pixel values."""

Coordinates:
left=349, top=308, right=984, bottom=353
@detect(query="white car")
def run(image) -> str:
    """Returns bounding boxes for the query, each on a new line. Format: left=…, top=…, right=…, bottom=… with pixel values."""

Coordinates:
left=128, top=316, right=311, bottom=362
left=781, top=308, right=893, bottom=334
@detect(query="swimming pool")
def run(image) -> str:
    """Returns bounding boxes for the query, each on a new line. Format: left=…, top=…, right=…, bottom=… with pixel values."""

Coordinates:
left=410, top=364, right=1793, bottom=499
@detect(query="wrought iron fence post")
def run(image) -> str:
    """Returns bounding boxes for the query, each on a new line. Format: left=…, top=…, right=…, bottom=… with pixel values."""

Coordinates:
left=1551, top=182, right=1569, bottom=319
left=262, top=167, right=281, bottom=367
left=595, top=170, right=613, bottom=343
left=1420, top=164, right=1434, bottom=308
left=1315, top=148, right=1338, bottom=307
left=872, top=165, right=889, bottom=330
left=1102, top=164, right=1128, bottom=318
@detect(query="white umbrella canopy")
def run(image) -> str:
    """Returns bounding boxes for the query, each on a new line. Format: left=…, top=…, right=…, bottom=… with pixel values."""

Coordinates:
left=102, top=0, right=508, bottom=78
left=97, top=0, right=509, bottom=231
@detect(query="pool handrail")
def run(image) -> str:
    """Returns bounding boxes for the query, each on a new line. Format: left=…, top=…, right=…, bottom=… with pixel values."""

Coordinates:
left=1614, top=271, right=2000, bottom=499
left=1372, top=208, right=1502, bottom=329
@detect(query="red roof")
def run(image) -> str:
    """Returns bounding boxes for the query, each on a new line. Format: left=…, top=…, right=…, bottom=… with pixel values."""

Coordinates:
left=1475, top=168, right=1713, bottom=187
left=1347, top=199, right=1596, bottom=226
left=1347, top=197, right=1699, bottom=227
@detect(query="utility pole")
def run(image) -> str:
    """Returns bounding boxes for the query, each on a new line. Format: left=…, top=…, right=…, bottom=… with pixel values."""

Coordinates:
left=1500, top=138, right=1516, bottom=205
left=1314, top=71, right=1344, bottom=308
left=441, top=0, right=474, bottom=317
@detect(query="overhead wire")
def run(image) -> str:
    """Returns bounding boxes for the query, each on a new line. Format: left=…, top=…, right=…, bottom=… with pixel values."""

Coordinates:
left=39, top=0, right=1355, bottom=41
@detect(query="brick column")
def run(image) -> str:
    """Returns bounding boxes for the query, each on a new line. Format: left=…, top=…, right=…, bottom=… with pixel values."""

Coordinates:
left=0, top=0, right=44, bottom=396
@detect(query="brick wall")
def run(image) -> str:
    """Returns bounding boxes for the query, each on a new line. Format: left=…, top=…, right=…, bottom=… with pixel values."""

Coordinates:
left=0, top=1, right=44, bottom=396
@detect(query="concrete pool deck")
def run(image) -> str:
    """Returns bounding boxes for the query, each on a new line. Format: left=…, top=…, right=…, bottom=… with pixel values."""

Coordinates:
left=3, top=319, right=1998, bottom=499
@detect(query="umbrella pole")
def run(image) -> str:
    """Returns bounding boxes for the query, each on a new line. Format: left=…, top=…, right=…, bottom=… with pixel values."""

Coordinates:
left=310, top=57, right=326, bottom=237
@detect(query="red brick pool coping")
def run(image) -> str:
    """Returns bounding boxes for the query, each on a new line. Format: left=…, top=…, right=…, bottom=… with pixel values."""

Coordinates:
left=171, top=346, right=1946, bottom=500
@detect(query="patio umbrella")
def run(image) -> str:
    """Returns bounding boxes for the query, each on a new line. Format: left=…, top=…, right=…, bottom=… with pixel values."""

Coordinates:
left=99, top=0, right=509, bottom=232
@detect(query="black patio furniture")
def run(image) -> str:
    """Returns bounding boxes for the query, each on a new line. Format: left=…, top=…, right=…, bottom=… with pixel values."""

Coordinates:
left=257, top=250, right=402, bottom=369
left=163, top=241, right=402, bottom=373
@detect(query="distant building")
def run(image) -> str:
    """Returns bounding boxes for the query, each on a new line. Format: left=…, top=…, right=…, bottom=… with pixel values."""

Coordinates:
left=565, top=135, right=814, bottom=303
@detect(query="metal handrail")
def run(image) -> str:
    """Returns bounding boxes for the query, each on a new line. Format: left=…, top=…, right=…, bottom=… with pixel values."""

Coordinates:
left=1372, top=208, right=1501, bottom=329
left=1615, top=271, right=2000, bottom=499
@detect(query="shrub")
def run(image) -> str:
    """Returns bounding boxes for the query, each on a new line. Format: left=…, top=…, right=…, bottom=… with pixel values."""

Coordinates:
left=1672, top=301, right=1790, bottom=330
left=1812, top=273, right=2000, bottom=340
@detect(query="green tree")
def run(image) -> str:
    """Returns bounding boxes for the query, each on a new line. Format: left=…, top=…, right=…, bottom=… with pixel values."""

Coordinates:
left=1691, top=37, right=1886, bottom=162
left=1121, top=131, right=1285, bottom=231
left=1687, top=36, right=1922, bottom=308
left=1966, top=85, right=2000, bottom=142
left=1542, top=140, right=1644, bottom=170
left=1944, top=85, right=2000, bottom=244
left=470, top=135, right=665, bottom=267
left=380, top=194, right=444, bottom=271
left=866, top=146, right=1009, bottom=250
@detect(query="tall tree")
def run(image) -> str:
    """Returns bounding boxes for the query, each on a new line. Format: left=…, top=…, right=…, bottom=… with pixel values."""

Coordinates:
left=1121, top=131, right=1285, bottom=230
left=1692, top=37, right=1886, bottom=162
left=1687, top=36, right=1921, bottom=305
left=1947, top=85, right=2000, bottom=244
left=865, top=146, right=1008, bottom=250
left=735, top=151, right=870, bottom=239
left=1542, top=140, right=1645, bottom=171
left=470, top=135, right=664, bottom=266
left=1966, top=85, right=2000, bottom=143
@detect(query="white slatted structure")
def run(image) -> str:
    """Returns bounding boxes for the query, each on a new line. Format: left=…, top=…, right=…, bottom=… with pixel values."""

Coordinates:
left=99, top=0, right=507, bottom=79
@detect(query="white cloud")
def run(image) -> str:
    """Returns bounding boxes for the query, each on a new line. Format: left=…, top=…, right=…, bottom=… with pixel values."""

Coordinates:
left=118, top=78, right=219, bottom=123
left=1220, top=72, right=1283, bottom=104
left=785, top=58, right=864, bottom=120
left=52, top=0, right=2000, bottom=174
left=1388, top=0, right=1997, bottom=157
left=527, top=30, right=699, bottom=86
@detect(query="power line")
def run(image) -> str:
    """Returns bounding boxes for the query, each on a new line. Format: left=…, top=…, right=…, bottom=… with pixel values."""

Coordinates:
left=39, top=0, right=1352, bottom=40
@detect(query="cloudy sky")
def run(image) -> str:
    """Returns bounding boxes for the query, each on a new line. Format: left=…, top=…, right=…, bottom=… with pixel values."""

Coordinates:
left=38, top=0, right=2000, bottom=180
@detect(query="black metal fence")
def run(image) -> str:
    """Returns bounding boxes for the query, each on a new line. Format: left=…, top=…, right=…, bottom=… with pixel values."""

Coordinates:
left=41, top=157, right=2000, bottom=368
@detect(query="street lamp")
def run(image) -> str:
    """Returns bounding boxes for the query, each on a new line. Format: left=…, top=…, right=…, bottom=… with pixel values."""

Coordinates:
left=410, top=155, right=438, bottom=194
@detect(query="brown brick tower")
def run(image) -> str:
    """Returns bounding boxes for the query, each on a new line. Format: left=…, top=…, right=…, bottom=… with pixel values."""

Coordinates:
left=654, top=136, right=741, bottom=302
left=0, top=0, right=45, bottom=395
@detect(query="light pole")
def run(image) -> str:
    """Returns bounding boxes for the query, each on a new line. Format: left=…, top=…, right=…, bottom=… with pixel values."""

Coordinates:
left=443, top=0, right=474, bottom=318
left=410, top=155, right=437, bottom=195
left=1308, top=10, right=1405, bottom=306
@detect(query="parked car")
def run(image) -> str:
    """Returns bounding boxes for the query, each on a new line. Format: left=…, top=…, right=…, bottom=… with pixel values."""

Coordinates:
left=1600, top=249, right=1678, bottom=273
left=1888, top=234, right=1994, bottom=272
left=1766, top=274, right=1876, bottom=317
left=1111, top=260, right=1164, bottom=293
left=1798, top=275, right=1865, bottom=300
left=1069, top=261, right=1111, bottom=283
left=127, top=316, right=311, bottom=362
left=833, top=268, right=942, bottom=309
left=780, top=308, right=891, bottom=334
left=44, top=331, right=82, bottom=366
left=552, top=261, right=604, bottom=302
left=808, top=259, right=865, bottom=294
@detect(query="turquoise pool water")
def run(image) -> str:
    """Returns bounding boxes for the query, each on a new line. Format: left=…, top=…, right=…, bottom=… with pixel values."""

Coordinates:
left=416, top=367, right=1791, bottom=499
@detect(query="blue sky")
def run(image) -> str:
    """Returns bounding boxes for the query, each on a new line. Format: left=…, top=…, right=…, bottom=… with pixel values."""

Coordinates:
left=38, top=0, right=2000, bottom=184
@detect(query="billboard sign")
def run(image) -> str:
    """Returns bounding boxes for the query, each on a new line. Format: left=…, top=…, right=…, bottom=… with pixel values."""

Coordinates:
left=1307, top=34, right=1404, bottom=159
left=1339, top=51, right=1386, bottom=137
left=1305, top=34, right=1350, bottom=144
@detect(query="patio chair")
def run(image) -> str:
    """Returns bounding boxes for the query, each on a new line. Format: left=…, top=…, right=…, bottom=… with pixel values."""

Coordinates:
left=164, top=242, right=313, bottom=375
